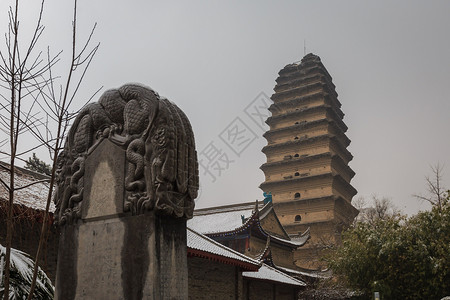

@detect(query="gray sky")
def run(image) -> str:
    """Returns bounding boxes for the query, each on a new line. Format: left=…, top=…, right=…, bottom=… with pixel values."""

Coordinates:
left=2, top=0, right=450, bottom=215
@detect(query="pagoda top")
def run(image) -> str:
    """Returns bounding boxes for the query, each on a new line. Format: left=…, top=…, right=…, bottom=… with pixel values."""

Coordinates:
left=279, top=53, right=333, bottom=84
left=289, top=53, right=321, bottom=67
left=299, top=53, right=321, bottom=64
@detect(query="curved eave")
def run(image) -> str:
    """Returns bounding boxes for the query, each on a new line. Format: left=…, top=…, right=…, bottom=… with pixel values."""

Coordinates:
left=251, top=226, right=306, bottom=249
left=259, top=203, right=292, bottom=240
left=207, top=209, right=259, bottom=238
left=288, top=227, right=311, bottom=246
left=187, top=249, right=260, bottom=272
left=275, top=265, right=330, bottom=280
left=242, top=263, right=307, bottom=287
left=207, top=207, right=303, bottom=249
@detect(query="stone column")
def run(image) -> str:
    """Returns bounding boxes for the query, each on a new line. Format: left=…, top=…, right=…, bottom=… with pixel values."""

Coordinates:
left=53, top=84, right=199, bottom=300
left=55, top=140, right=188, bottom=300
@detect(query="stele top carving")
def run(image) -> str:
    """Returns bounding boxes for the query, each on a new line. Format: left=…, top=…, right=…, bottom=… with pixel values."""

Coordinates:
left=53, top=84, right=199, bottom=225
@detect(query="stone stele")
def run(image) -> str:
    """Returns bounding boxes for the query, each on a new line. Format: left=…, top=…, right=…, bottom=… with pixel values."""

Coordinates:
left=53, top=84, right=199, bottom=300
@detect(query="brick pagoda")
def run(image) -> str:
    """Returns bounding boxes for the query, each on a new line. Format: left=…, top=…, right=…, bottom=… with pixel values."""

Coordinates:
left=260, top=53, right=358, bottom=269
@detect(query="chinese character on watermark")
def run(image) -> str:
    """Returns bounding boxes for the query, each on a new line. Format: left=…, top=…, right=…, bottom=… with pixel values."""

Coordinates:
left=244, top=92, right=274, bottom=132
left=198, top=141, right=234, bottom=182
left=219, top=117, right=257, bottom=157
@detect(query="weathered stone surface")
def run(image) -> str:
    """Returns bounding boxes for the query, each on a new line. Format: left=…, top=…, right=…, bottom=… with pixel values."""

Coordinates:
left=82, top=139, right=125, bottom=220
left=55, top=212, right=188, bottom=299
left=55, top=84, right=196, bottom=299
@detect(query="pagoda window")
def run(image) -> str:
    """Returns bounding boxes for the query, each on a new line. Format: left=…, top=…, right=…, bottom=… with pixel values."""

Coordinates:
left=295, top=215, right=301, bottom=222
left=294, top=192, right=301, bottom=199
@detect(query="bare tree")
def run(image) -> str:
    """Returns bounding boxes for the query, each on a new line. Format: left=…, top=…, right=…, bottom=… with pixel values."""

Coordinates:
left=0, top=0, right=99, bottom=298
left=355, top=196, right=400, bottom=225
left=414, top=163, right=447, bottom=212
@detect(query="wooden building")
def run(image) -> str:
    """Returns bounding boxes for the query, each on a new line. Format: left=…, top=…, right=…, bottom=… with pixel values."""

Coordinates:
left=188, top=227, right=306, bottom=299
left=188, top=200, right=321, bottom=282
left=260, top=53, right=359, bottom=269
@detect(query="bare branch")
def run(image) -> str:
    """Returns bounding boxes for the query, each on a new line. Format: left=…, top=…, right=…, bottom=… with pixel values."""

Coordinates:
left=0, top=177, right=10, bottom=192
left=414, top=163, right=446, bottom=211
left=14, top=178, right=50, bottom=191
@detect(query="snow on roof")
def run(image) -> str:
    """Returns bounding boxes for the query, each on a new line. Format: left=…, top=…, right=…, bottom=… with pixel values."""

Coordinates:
left=276, top=265, right=331, bottom=279
left=0, top=163, right=54, bottom=212
left=188, top=205, right=255, bottom=234
left=189, top=201, right=308, bottom=248
left=243, top=263, right=306, bottom=287
left=187, top=227, right=260, bottom=270
left=287, top=227, right=311, bottom=246
left=269, top=234, right=307, bottom=247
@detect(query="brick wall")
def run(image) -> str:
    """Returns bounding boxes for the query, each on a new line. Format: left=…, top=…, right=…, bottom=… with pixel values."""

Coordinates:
left=188, top=256, right=242, bottom=299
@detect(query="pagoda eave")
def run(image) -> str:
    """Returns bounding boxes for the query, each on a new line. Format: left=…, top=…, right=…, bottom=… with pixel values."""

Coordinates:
left=259, top=172, right=334, bottom=189
left=262, top=134, right=329, bottom=153
left=260, top=152, right=333, bottom=170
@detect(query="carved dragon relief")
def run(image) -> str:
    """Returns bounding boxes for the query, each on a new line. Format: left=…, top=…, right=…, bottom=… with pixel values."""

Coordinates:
left=53, top=84, right=199, bottom=225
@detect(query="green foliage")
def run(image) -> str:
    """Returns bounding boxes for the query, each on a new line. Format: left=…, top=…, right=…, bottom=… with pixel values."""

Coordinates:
left=327, top=194, right=450, bottom=300
left=24, top=153, right=51, bottom=176
left=0, top=244, right=54, bottom=299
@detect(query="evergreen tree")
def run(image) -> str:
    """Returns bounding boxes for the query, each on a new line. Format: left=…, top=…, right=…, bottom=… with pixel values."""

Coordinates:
left=0, top=245, right=54, bottom=299
left=326, top=194, right=450, bottom=299
left=24, top=154, right=51, bottom=176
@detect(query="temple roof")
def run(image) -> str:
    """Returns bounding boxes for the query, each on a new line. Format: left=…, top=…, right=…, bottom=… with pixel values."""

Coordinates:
left=189, top=202, right=257, bottom=234
left=0, top=162, right=54, bottom=212
left=188, top=227, right=307, bottom=286
left=276, top=265, right=331, bottom=280
left=187, top=227, right=260, bottom=271
left=188, top=201, right=309, bottom=248
left=242, top=263, right=306, bottom=287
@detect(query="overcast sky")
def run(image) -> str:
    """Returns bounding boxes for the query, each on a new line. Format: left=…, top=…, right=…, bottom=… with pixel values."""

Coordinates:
left=2, top=0, right=449, bottom=216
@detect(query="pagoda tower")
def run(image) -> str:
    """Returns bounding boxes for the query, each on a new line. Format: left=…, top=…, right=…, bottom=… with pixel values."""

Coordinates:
left=260, top=53, right=358, bottom=269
